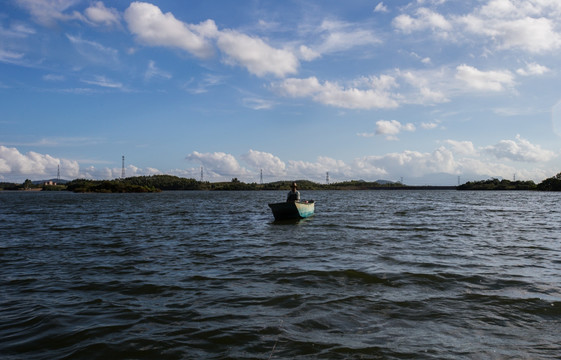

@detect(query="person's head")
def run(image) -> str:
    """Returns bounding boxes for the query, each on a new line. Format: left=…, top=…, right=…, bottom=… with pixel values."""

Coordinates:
left=291, top=182, right=298, bottom=190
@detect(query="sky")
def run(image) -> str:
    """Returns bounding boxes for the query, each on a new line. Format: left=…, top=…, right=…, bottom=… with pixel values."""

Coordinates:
left=1, top=0, right=561, bottom=185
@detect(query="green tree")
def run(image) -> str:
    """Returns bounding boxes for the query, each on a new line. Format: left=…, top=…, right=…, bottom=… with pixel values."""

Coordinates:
left=23, top=179, right=33, bottom=189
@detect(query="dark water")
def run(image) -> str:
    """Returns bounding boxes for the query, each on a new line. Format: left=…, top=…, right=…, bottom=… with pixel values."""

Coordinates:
left=1, top=190, right=561, bottom=359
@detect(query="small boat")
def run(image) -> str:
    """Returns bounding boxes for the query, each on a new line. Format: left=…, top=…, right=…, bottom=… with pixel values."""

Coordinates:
left=268, top=200, right=315, bottom=220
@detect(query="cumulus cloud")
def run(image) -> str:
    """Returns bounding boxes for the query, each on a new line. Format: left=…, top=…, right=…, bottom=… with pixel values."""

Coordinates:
left=124, top=2, right=214, bottom=59
left=355, top=147, right=458, bottom=178
left=374, top=2, right=389, bottom=13
left=375, top=120, right=415, bottom=140
left=124, top=2, right=300, bottom=77
left=455, top=64, right=514, bottom=91
left=78, top=164, right=162, bottom=180
left=275, top=76, right=399, bottom=109
left=298, top=45, right=321, bottom=61
left=484, top=135, right=556, bottom=162
left=216, top=29, right=299, bottom=77
left=186, top=151, right=250, bottom=178
left=421, top=122, right=439, bottom=129
left=444, top=140, right=476, bottom=155
left=460, top=12, right=561, bottom=53
left=0, top=146, right=79, bottom=180
left=287, top=156, right=353, bottom=181
left=516, top=62, right=550, bottom=76
left=397, top=69, right=449, bottom=104
left=241, top=150, right=286, bottom=176
left=84, top=1, right=120, bottom=27
left=393, top=8, right=452, bottom=36
left=393, top=1, right=561, bottom=53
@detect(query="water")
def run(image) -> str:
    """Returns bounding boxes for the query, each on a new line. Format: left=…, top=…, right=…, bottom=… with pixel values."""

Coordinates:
left=1, top=190, right=561, bottom=359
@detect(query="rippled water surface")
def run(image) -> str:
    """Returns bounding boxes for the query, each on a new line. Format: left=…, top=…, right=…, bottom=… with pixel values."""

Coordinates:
left=1, top=190, right=561, bottom=359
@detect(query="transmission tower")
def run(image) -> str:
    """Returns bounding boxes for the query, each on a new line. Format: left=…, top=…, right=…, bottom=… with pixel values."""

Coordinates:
left=121, top=156, right=125, bottom=178
left=57, top=164, right=60, bottom=181
left=326, top=171, right=329, bottom=184
left=260, top=169, right=263, bottom=184
left=200, top=166, right=204, bottom=182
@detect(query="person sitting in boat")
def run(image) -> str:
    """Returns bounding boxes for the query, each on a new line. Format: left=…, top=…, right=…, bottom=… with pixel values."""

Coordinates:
left=286, top=182, right=300, bottom=202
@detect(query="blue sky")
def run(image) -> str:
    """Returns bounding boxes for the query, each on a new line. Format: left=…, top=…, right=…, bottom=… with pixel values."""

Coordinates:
left=1, top=0, right=561, bottom=185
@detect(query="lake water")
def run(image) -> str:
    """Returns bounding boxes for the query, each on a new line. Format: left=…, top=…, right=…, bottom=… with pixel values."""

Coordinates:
left=1, top=190, right=561, bottom=359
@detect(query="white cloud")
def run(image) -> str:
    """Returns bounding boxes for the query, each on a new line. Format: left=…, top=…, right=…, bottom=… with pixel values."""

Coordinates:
left=242, top=98, right=275, bottom=110
left=398, top=69, right=449, bottom=104
left=298, top=45, right=321, bottom=61
left=275, top=76, right=399, bottom=109
left=241, top=150, right=286, bottom=176
left=124, top=2, right=214, bottom=59
left=145, top=60, right=171, bottom=80
left=0, top=49, right=25, bottom=63
left=124, top=2, right=300, bottom=78
left=0, top=23, right=36, bottom=38
left=185, top=151, right=250, bottom=178
left=183, top=74, right=225, bottom=94
left=78, top=164, right=162, bottom=180
left=393, top=1, right=561, bottom=53
left=421, top=122, right=439, bottom=129
left=316, top=20, right=382, bottom=54
left=462, top=15, right=561, bottom=53
left=66, top=34, right=119, bottom=65
left=43, top=74, right=65, bottom=81
left=0, top=146, right=79, bottom=180
left=84, top=1, right=120, bottom=27
left=81, top=75, right=122, bottom=88
left=216, top=29, right=299, bottom=78
left=516, top=62, right=550, bottom=76
left=354, top=147, right=458, bottom=178
left=375, top=120, right=416, bottom=140
left=484, top=134, right=556, bottom=162
left=393, top=8, right=452, bottom=36
left=287, top=156, right=353, bottom=181
left=455, top=64, right=514, bottom=91
left=17, top=0, right=84, bottom=26
left=444, top=140, right=476, bottom=155
left=374, top=2, right=389, bottom=13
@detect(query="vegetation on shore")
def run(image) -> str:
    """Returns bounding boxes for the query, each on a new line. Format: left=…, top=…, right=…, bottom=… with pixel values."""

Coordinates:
left=457, top=179, right=537, bottom=190
left=1, top=172, right=561, bottom=192
left=457, top=172, right=561, bottom=191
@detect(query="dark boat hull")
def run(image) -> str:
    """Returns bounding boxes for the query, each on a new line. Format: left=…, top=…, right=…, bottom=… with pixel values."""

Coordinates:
left=268, top=201, right=315, bottom=220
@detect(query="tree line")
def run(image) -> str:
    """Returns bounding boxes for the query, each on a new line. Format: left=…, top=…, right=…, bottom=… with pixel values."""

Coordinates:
left=2, top=172, right=561, bottom=192
left=457, top=172, right=561, bottom=191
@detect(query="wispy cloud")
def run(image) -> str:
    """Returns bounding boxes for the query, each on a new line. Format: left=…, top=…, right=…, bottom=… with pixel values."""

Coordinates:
left=81, top=75, right=122, bottom=88
left=145, top=60, right=171, bottom=80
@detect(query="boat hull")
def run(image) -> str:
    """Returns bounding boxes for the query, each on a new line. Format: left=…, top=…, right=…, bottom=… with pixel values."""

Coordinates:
left=268, top=201, right=315, bottom=220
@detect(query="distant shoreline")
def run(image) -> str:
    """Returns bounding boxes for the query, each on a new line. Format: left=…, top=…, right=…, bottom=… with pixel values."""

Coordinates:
left=2, top=174, right=561, bottom=192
